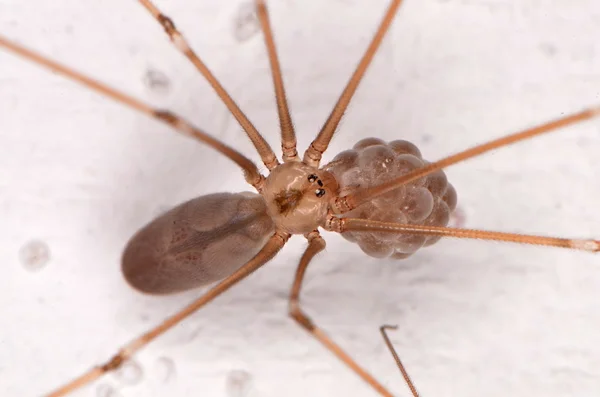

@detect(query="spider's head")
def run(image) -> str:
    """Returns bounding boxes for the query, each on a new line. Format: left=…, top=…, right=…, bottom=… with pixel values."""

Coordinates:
left=262, top=161, right=338, bottom=234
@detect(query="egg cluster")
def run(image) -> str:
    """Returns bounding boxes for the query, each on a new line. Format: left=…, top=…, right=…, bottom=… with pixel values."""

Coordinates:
left=325, top=138, right=457, bottom=259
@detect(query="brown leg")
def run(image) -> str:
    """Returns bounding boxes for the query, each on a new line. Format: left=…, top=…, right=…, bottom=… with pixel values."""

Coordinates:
left=46, top=231, right=290, bottom=397
left=303, top=0, right=405, bottom=167
left=380, top=325, right=419, bottom=397
left=324, top=217, right=600, bottom=253
left=0, top=35, right=264, bottom=190
left=335, top=104, right=600, bottom=213
left=289, top=231, right=394, bottom=397
left=255, top=0, right=298, bottom=162
left=138, top=0, right=279, bottom=170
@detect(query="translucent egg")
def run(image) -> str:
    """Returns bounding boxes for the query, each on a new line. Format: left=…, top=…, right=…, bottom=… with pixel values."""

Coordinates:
left=401, top=186, right=434, bottom=222
left=389, top=139, right=422, bottom=158
left=353, top=137, right=386, bottom=150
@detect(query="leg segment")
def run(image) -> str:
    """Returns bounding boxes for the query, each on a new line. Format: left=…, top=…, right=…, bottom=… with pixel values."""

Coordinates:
left=289, top=231, right=394, bottom=397
left=303, top=0, right=405, bottom=167
left=0, top=35, right=264, bottom=190
left=324, top=217, right=600, bottom=253
left=138, top=0, right=279, bottom=170
left=333, top=105, right=600, bottom=213
left=46, top=231, right=290, bottom=397
left=380, top=325, right=419, bottom=397
left=255, top=0, right=298, bottom=162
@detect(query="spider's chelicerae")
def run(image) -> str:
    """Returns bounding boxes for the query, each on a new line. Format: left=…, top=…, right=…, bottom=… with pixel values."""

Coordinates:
left=2, top=0, right=600, bottom=396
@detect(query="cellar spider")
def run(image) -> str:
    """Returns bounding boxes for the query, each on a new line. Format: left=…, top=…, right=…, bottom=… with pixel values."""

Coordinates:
left=3, top=2, right=597, bottom=395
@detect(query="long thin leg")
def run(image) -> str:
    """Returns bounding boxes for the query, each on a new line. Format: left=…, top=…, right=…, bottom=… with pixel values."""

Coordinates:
left=46, top=231, right=290, bottom=397
left=303, top=0, right=404, bottom=167
left=333, top=105, right=600, bottom=213
left=289, top=231, right=394, bottom=397
left=324, top=217, right=600, bottom=252
left=0, top=35, right=265, bottom=190
left=380, top=325, right=420, bottom=397
left=255, top=0, right=298, bottom=162
left=138, top=0, right=279, bottom=170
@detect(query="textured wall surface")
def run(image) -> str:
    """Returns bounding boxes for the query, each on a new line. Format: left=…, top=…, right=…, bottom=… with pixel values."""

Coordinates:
left=1, top=1, right=600, bottom=396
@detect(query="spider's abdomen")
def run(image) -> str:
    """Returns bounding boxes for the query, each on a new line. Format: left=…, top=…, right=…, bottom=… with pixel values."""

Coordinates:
left=121, top=192, right=274, bottom=294
left=325, top=138, right=457, bottom=259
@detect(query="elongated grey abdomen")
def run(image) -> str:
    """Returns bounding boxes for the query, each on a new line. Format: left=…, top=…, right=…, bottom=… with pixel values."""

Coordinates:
left=122, top=192, right=274, bottom=295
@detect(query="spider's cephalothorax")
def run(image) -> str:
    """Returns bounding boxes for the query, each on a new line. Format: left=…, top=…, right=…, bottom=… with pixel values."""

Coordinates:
left=262, top=161, right=339, bottom=234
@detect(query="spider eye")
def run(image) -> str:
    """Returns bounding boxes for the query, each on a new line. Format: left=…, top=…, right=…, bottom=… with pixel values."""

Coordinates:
left=308, top=174, right=317, bottom=183
left=315, top=188, right=326, bottom=198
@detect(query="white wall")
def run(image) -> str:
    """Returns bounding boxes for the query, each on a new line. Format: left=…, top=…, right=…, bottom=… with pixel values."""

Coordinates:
left=1, top=1, right=600, bottom=396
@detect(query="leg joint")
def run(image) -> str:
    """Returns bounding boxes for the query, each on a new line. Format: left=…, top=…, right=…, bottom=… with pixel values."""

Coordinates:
left=289, top=304, right=315, bottom=331
left=100, top=350, right=128, bottom=372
